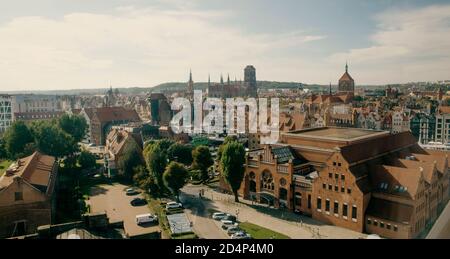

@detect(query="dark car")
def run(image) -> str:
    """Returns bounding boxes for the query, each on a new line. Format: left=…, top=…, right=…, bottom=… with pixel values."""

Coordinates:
left=130, top=198, right=147, bottom=206
left=223, top=215, right=237, bottom=223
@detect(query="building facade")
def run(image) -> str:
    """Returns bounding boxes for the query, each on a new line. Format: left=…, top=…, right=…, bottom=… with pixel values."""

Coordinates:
left=236, top=127, right=449, bottom=239
left=338, top=63, right=355, bottom=94
left=435, top=106, right=450, bottom=145
left=0, top=95, right=13, bottom=134
left=0, top=152, right=58, bottom=238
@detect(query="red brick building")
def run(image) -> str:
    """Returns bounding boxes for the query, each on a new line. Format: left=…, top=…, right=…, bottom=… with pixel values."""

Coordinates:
left=236, top=127, right=449, bottom=238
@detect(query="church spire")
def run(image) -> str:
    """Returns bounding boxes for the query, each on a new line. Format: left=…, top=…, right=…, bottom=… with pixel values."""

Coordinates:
left=345, top=62, right=348, bottom=73
left=208, top=73, right=211, bottom=87
left=329, top=82, right=332, bottom=96
left=189, top=69, right=193, bottom=82
left=220, top=74, right=224, bottom=85
left=227, top=74, right=230, bottom=85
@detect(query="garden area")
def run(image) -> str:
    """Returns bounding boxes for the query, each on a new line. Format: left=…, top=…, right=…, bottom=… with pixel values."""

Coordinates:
left=239, top=222, right=290, bottom=239
left=0, top=160, right=13, bottom=176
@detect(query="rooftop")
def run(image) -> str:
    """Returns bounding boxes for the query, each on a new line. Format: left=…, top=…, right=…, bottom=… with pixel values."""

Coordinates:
left=286, top=127, right=389, bottom=141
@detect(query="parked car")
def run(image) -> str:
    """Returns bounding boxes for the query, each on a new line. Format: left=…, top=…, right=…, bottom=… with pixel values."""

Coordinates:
left=130, top=198, right=147, bottom=206
left=212, top=212, right=227, bottom=220
left=222, top=215, right=237, bottom=223
left=227, top=226, right=242, bottom=235
left=125, top=188, right=140, bottom=196
left=221, top=220, right=238, bottom=230
left=136, top=214, right=158, bottom=225
left=231, top=232, right=252, bottom=239
left=166, top=202, right=183, bottom=210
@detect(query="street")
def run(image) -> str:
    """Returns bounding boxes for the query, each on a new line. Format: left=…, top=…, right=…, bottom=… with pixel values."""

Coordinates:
left=180, top=184, right=366, bottom=239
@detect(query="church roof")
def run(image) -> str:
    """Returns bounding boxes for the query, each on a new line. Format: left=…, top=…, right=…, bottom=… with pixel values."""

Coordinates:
left=339, top=71, right=354, bottom=82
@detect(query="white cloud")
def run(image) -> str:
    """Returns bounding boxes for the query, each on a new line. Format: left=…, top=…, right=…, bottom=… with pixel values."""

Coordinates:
left=329, top=4, right=450, bottom=84
left=0, top=6, right=325, bottom=91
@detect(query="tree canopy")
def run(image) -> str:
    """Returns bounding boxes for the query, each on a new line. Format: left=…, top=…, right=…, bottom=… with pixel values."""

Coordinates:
left=220, top=141, right=246, bottom=202
left=192, top=145, right=214, bottom=182
left=58, top=114, right=88, bottom=143
left=163, top=161, right=189, bottom=201
left=168, top=143, right=193, bottom=165
left=3, top=121, right=34, bottom=159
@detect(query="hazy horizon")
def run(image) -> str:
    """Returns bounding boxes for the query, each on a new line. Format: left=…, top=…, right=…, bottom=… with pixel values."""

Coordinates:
left=1, top=0, right=450, bottom=91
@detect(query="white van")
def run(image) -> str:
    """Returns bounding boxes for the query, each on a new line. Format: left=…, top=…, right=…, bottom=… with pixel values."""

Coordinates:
left=135, top=214, right=158, bottom=225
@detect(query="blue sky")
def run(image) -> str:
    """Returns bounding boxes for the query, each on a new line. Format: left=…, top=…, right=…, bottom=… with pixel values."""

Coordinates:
left=1, top=0, right=450, bottom=91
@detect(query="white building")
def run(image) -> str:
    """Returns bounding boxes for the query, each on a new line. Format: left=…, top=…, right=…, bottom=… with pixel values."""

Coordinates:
left=11, top=94, right=60, bottom=114
left=0, top=95, right=13, bottom=133
left=435, top=106, right=450, bottom=145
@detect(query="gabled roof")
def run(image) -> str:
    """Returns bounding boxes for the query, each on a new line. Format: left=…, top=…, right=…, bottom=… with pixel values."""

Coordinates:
left=370, top=165, right=422, bottom=199
left=84, top=107, right=140, bottom=123
left=0, top=152, right=56, bottom=194
left=339, top=71, right=354, bottom=82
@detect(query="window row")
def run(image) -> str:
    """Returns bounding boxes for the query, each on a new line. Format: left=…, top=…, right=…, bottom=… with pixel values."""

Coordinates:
left=328, top=172, right=345, bottom=181
left=316, top=198, right=357, bottom=221
left=322, top=183, right=351, bottom=194
left=367, top=218, right=398, bottom=232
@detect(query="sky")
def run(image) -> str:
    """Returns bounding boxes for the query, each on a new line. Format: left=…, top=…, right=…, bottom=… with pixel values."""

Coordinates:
left=1, top=0, right=450, bottom=91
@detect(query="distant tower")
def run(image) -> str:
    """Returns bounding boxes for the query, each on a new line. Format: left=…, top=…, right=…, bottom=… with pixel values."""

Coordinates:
left=208, top=74, right=211, bottom=87
left=187, top=69, right=194, bottom=99
left=338, top=62, right=355, bottom=94
left=244, top=65, right=257, bottom=97
left=220, top=74, right=224, bottom=85
left=227, top=74, right=230, bottom=85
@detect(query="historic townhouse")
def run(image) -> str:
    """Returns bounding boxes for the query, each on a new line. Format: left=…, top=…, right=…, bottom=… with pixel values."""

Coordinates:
left=235, top=127, right=449, bottom=239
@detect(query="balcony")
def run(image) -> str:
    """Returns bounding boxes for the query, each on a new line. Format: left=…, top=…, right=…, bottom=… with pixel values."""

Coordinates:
left=248, top=160, right=259, bottom=168
left=277, top=165, right=289, bottom=174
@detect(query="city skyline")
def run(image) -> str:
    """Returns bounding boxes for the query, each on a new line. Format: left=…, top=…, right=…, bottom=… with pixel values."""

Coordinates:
left=1, top=0, right=450, bottom=91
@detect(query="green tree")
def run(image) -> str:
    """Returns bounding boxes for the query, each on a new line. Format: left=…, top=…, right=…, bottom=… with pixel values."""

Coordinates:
left=58, top=114, right=88, bottom=143
left=163, top=162, right=189, bottom=201
left=118, top=142, right=143, bottom=180
left=143, top=143, right=168, bottom=190
left=3, top=121, right=34, bottom=159
left=220, top=141, right=246, bottom=202
left=217, top=135, right=238, bottom=162
left=155, top=139, right=175, bottom=153
left=192, top=146, right=213, bottom=182
left=33, top=122, right=77, bottom=158
left=168, top=143, right=193, bottom=165
left=133, top=165, right=159, bottom=195
left=78, top=150, right=97, bottom=169
left=0, top=139, right=7, bottom=159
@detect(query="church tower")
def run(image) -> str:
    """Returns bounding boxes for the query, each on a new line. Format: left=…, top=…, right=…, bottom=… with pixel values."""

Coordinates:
left=187, top=69, right=194, bottom=99
left=338, top=62, right=355, bottom=94
left=244, top=65, right=257, bottom=97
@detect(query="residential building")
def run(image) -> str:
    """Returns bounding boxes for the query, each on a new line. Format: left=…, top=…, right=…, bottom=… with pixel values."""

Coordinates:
left=0, top=152, right=58, bottom=238
left=435, top=106, right=450, bottom=145
left=0, top=95, right=13, bottom=134
left=80, top=107, right=141, bottom=146
left=105, top=127, right=143, bottom=177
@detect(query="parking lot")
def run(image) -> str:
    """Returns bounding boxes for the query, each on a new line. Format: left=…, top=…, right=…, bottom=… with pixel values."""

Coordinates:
left=88, top=183, right=160, bottom=238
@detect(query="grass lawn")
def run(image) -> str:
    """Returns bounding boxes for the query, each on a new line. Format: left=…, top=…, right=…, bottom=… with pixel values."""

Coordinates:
left=0, top=160, right=13, bottom=176
left=239, top=222, right=290, bottom=239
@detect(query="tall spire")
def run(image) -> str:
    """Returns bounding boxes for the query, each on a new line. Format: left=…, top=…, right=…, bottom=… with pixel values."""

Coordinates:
left=208, top=73, right=211, bottom=87
left=345, top=62, right=348, bottom=73
left=227, top=73, right=230, bottom=85
left=329, top=82, right=332, bottom=96
left=189, top=69, right=193, bottom=82
left=220, top=74, right=224, bottom=85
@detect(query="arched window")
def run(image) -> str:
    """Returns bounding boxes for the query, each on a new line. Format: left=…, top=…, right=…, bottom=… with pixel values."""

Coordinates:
left=261, top=170, right=274, bottom=191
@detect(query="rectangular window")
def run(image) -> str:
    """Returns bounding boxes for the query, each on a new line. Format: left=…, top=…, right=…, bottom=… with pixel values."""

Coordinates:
left=343, top=204, right=348, bottom=217
left=335, top=174, right=339, bottom=180
left=394, top=225, right=398, bottom=232
left=341, top=175, right=345, bottom=181
left=341, top=187, right=345, bottom=193
left=333, top=162, right=337, bottom=166
left=352, top=206, right=357, bottom=220
left=334, top=201, right=339, bottom=214
left=317, top=198, right=322, bottom=210
left=334, top=186, right=339, bottom=192
left=323, top=183, right=326, bottom=189
left=325, top=200, right=330, bottom=212
left=374, top=221, right=378, bottom=227
left=380, top=222, right=385, bottom=228
left=338, top=163, right=342, bottom=167
left=347, top=188, right=352, bottom=194
left=328, top=185, right=332, bottom=190
left=367, top=218, right=372, bottom=225
left=387, top=224, right=391, bottom=230
left=328, top=173, right=332, bottom=178
left=14, top=192, right=23, bottom=201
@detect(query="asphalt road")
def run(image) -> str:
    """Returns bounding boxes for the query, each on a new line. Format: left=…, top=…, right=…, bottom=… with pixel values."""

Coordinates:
left=180, top=185, right=229, bottom=239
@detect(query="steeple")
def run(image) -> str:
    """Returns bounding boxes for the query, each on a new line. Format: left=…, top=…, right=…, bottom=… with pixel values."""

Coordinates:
left=227, top=74, right=230, bottom=85
left=220, top=74, right=224, bottom=85
left=329, top=82, right=332, bottom=96
left=345, top=62, right=348, bottom=73
left=208, top=74, right=211, bottom=87
left=189, top=69, right=193, bottom=82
